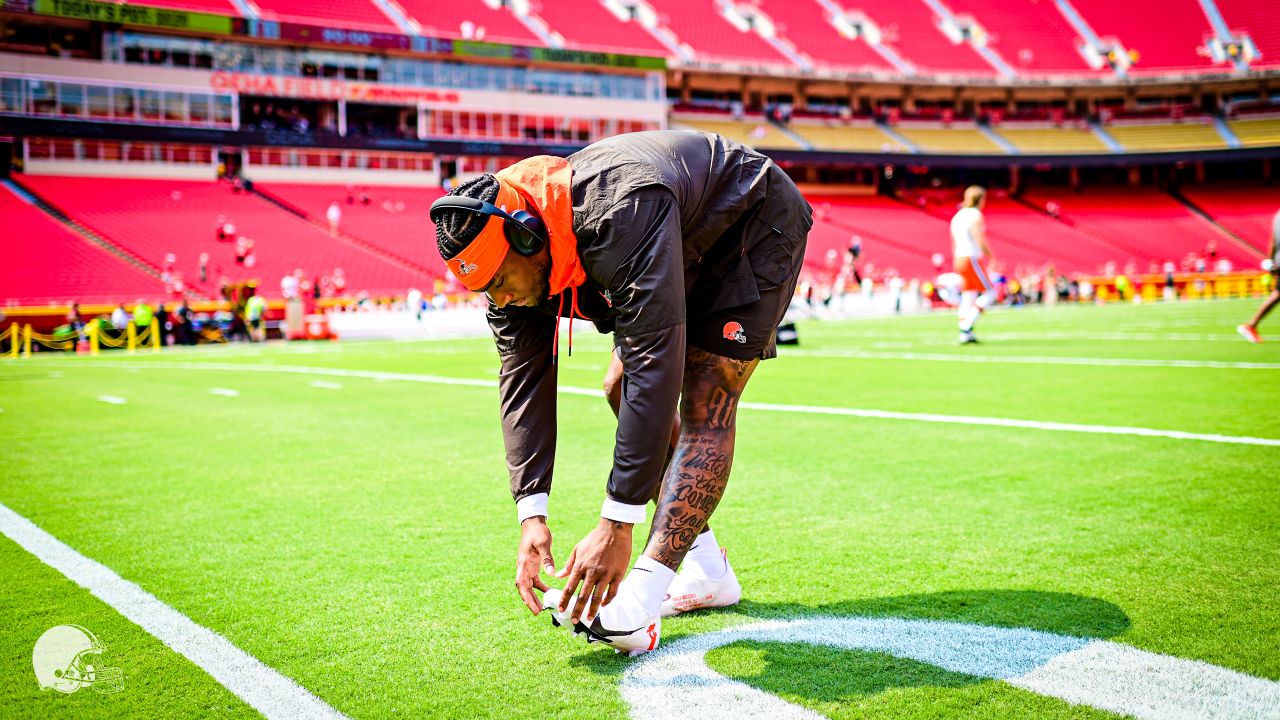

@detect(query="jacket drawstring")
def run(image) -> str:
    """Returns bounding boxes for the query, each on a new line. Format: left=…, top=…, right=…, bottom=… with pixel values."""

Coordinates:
left=550, top=286, right=585, bottom=365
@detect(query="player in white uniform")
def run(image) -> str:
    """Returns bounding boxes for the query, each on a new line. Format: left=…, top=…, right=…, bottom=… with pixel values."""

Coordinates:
left=950, top=186, right=996, bottom=344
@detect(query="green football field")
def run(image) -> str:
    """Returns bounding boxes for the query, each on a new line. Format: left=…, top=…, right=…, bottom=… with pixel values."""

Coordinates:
left=2, top=298, right=1278, bottom=719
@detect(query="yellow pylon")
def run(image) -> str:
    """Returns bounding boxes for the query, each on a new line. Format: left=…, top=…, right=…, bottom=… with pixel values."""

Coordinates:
left=22, top=325, right=31, bottom=357
left=127, top=322, right=136, bottom=353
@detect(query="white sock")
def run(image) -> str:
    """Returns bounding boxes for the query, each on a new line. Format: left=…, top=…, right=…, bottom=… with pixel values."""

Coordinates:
left=683, top=529, right=727, bottom=579
left=623, top=555, right=676, bottom=617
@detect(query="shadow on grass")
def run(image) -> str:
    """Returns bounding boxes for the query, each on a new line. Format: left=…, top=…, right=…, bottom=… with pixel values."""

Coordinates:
left=571, top=588, right=1130, bottom=687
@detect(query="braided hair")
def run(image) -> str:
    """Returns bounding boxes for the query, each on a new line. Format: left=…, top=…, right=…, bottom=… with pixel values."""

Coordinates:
left=435, top=175, right=499, bottom=260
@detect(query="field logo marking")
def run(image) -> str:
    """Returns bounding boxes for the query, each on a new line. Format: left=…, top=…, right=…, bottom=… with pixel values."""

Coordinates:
left=0, top=502, right=349, bottom=719
left=33, top=625, right=123, bottom=695
left=621, top=617, right=1280, bottom=720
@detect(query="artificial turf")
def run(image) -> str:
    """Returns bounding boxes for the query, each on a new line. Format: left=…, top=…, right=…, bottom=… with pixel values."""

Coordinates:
left=1, top=298, right=1277, bottom=718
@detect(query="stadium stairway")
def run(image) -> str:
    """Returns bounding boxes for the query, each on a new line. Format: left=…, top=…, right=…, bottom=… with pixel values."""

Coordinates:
left=249, top=185, right=440, bottom=284
left=1170, top=189, right=1269, bottom=257
left=5, top=178, right=208, bottom=300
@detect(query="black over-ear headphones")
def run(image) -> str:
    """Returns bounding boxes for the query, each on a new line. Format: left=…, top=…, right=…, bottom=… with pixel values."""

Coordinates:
left=430, top=196, right=547, bottom=257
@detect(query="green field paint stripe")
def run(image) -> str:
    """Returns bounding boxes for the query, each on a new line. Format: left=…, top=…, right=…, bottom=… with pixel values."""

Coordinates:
left=0, top=502, right=349, bottom=720
left=785, top=350, right=1280, bottom=370
left=19, top=360, right=1279, bottom=447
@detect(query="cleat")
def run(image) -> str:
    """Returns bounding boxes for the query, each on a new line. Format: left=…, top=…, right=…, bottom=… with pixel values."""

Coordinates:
left=542, top=588, right=661, bottom=656
left=959, top=331, right=979, bottom=345
left=661, top=549, right=742, bottom=617
left=1237, top=324, right=1262, bottom=344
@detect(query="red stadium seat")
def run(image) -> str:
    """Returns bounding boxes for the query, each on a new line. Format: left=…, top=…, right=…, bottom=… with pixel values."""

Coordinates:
left=397, top=0, right=545, bottom=46
left=846, top=0, right=994, bottom=73
left=1069, top=0, right=1217, bottom=72
left=0, top=186, right=168, bottom=306
left=1216, top=0, right=1280, bottom=68
left=1181, top=185, right=1280, bottom=254
left=256, top=183, right=447, bottom=279
left=532, top=1, right=670, bottom=56
left=18, top=176, right=436, bottom=298
left=252, top=0, right=400, bottom=33
left=1021, top=186, right=1260, bottom=270
left=943, top=0, right=1099, bottom=74
left=644, top=0, right=795, bottom=66
left=749, top=0, right=892, bottom=72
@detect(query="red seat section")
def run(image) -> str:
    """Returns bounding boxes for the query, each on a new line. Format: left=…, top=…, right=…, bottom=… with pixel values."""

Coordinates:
left=398, top=0, right=545, bottom=45
left=257, top=183, right=447, bottom=280
left=911, top=191, right=1153, bottom=275
left=19, top=176, right=432, bottom=299
left=135, top=0, right=240, bottom=15
left=1216, top=0, right=1280, bottom=69
left=0, top=186, right=167, bottom=306
left=806, top=196, right=943, bottom=280
left=849, top=0, right=994, bottom=74
left=645, top=0, right=795, bottom=66
left=1070, top=0, right=1215, bottom=73
left=1021, top=187, right=1259, bottom=272
left=1181, top=185, right=1280, bottom=254
left=945, top=0, right=1096, bottom=74
left=752, top=0, right=892, bottom=72
left=532, top=0, right=669, bottom=56
left=252, top=0, right=399, bottom=32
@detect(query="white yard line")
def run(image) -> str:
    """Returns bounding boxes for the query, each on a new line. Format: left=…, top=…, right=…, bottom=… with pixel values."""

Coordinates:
left=27, top=361, right=1280, bottom=447
left=785, top=349, right=1280, bottom=370
left=97, top=395, right=127, bottom=405
left=209, top=388, right=240, bottom=397
left=621, top=617, right=1280, bottom=720
left=0, top=502, right=348, bottom=720
left=807, top=330, right=1270, bottom=342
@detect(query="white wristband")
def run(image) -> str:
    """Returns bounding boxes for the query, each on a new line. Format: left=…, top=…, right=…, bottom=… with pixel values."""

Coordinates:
left=516, top=493, right=549, bottom=524
left=601, top=498, right=646, bottom=524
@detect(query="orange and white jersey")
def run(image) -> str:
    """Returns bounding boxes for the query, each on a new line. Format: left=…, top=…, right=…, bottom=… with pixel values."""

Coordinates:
left=950, top=206, right=984, bottom=259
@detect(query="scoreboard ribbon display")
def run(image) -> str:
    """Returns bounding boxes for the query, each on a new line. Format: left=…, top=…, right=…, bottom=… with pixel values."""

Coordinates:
left=32, top=0, right=236, bottom=35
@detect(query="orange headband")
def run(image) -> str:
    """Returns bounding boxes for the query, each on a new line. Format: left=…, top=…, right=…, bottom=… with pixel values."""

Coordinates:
left=444, top=181, right=525, bottom=292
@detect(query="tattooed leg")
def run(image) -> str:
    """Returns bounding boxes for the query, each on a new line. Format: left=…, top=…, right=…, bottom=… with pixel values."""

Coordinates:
left=644, top=347, right=758, bottom=571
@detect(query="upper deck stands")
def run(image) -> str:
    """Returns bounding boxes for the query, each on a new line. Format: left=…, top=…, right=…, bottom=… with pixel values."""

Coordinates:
left=135, top=0, right=239, bottom=14
left=1069, top=0, right=1216, bottom=73
left=397, top=0, right=544, bottom=46
left=645, top=0, right=794, bottom=66
left=944, top=0, right=1094, bottom=74
left=532, top=1, right=670, bottom=56
left=853, top=0, right=994, bottom=74
left=752, top=0, right=893, bottom=72
left=251, top=0, right=400, bottom=33
left=1216, top=0, right=1280, bottom=68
